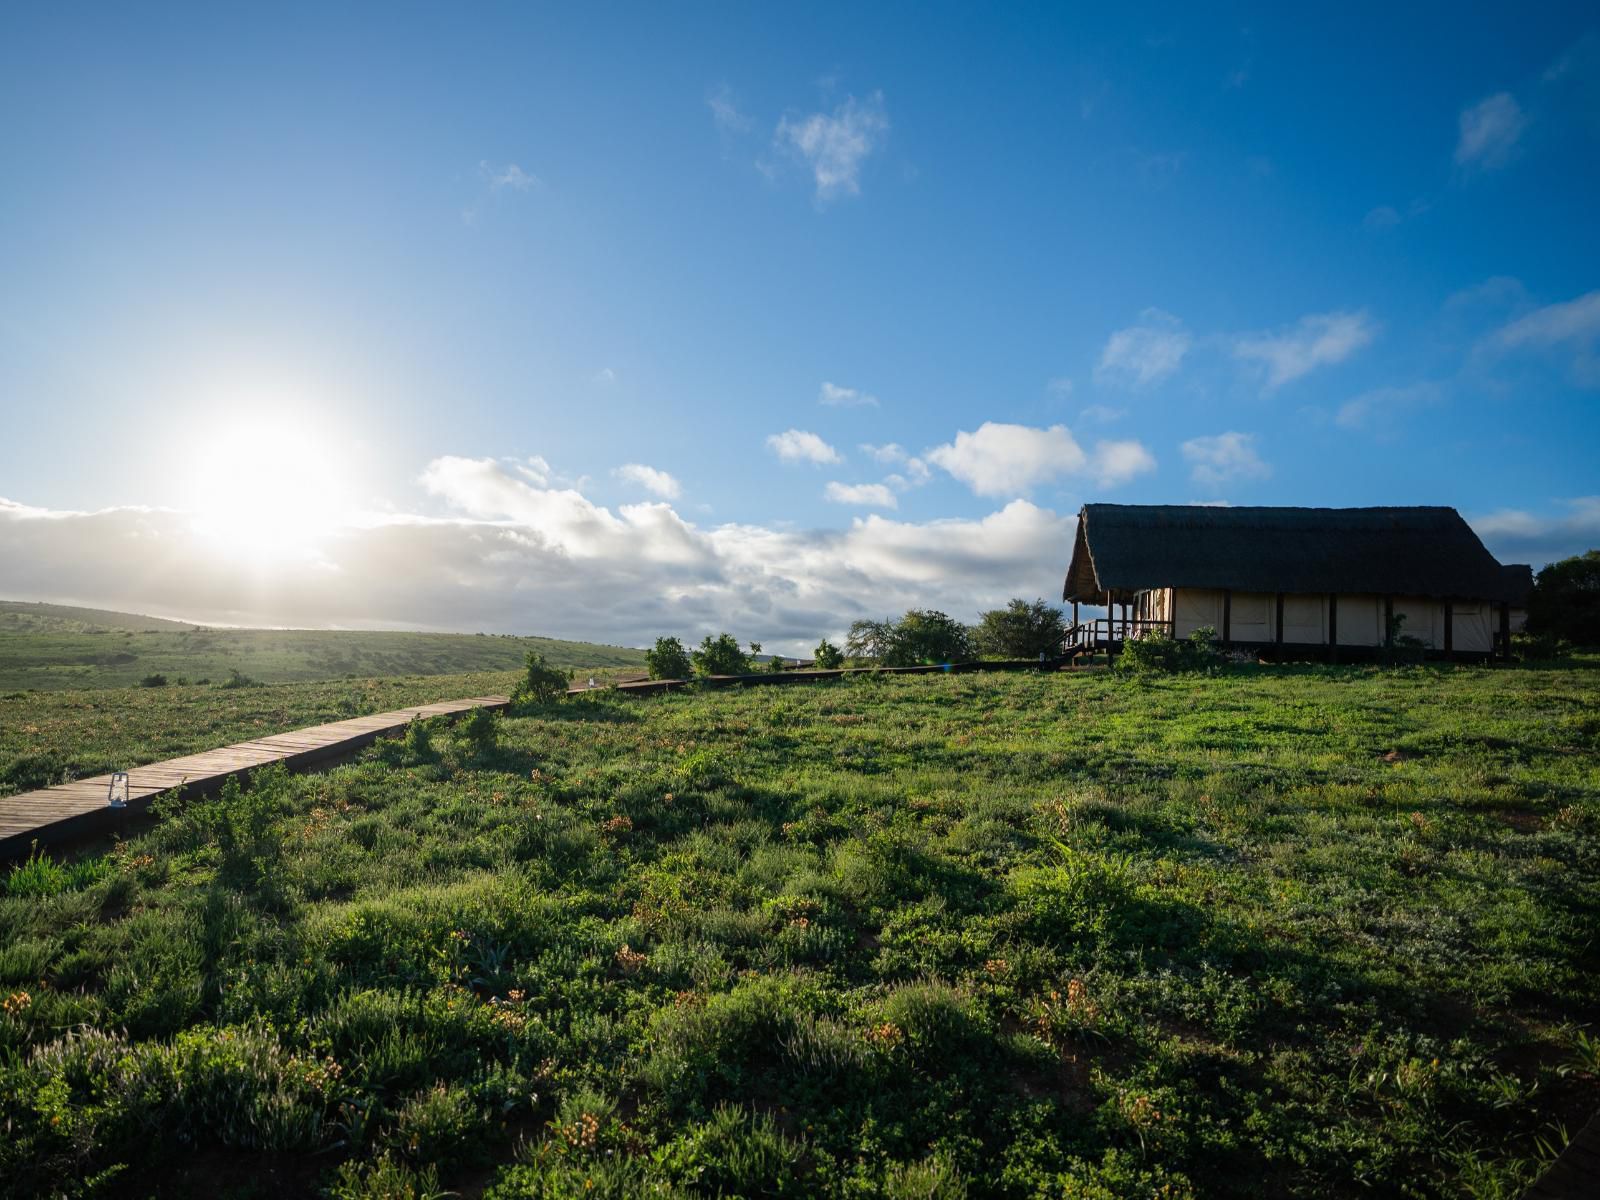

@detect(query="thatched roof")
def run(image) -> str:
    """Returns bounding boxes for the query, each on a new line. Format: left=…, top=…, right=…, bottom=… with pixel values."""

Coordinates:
left=1063, top=504, right=1531, bottom=604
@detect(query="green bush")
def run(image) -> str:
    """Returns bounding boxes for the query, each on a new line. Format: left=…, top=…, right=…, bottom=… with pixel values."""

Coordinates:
left=456, top=707, right=499, bottom=757
left=813, top=638, right=844, bottom=670
left=972, top=598, right=1066, bottom=658
left=1114, top=626, right=1221, bottom=676
left=692, top=633, right=753, bottom=677
left=848, top=611, right=974, bottom=666
left=511, top=652, right=571, bottom=707
left=139, top=673, right=168, bottom=688
left=646, top=636, right=694, bottom=680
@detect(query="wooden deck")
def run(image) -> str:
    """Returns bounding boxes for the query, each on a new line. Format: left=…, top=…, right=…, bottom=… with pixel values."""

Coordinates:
left=0, top=695, right=508, bottom=860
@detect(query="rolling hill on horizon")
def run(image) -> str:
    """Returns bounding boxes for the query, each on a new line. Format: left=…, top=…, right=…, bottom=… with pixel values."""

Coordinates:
left=0, top=600, right=646, bottom=691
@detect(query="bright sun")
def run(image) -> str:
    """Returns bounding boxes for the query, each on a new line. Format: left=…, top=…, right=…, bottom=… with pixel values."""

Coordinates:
left=186, top=422, right=352, bottom=563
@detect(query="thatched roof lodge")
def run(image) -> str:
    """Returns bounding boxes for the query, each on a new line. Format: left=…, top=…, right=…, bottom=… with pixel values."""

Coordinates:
left=1062, top=504, right=1533, bottom=659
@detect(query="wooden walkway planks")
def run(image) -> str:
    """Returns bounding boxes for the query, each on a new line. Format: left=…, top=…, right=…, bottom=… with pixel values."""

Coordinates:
left=0, top=695, right=509, bottom=860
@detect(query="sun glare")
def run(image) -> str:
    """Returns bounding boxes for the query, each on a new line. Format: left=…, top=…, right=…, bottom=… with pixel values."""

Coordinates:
left=186, top=421, right=351, bottom=563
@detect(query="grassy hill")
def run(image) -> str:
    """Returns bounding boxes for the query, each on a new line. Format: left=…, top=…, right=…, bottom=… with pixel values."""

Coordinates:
left=1, top=662, right=1596, bottom=1196
left=0, top=601, right=645, bottom=691
left=0, top=600, right=199, bottom=634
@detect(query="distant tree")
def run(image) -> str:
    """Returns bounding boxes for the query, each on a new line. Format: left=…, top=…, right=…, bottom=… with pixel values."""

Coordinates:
left=646, top=636, right=693, bottom=680
left=813, top=638, right=844, bottom=669
left=845, top=619, right=893, bottom=661
left=692, top=633, right=752, bottom=676
left=973, top=599, right=1067, bottom=659
left=1528, top=549, right=1600, bottom=646
left=511, top=651, right=571, bottom=706
left=882, top=609, right=974, bottom=667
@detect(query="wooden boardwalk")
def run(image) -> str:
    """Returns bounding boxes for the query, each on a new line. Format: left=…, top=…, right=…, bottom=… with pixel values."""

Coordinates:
left=0, top=695, right=508, bottom=860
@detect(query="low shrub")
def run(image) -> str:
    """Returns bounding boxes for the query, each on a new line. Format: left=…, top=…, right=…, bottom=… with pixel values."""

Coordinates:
left=646, top=636, right=694, bottom=680
left=692, top=633, right=754, bottom=677
left=813, top=638, right=844, bottom=670
left=139, top=674, right=168, bottom=688
left=510, top=652, right=571, bottom=707
left=456, top=707, right=499, bottom=757
left=1115, top=626, right=1222, bottom=675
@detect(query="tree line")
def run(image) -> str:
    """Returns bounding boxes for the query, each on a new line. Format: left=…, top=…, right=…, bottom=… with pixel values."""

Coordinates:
left=643, top=599, right=1067, bottom=680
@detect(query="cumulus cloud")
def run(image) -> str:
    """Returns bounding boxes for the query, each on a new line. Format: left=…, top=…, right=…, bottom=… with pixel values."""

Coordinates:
left=819, top=381, right=879, bottom=407
left=1470, top=497, right=1600, bottom=567
left=824, top=481, right=897, bottom=509
left=1181, top=432, right=1270, bottom=487
left=926, top=422, right=1154, bottom=497
left=0, top=465, right=1078, bottom=654
left=1491, top=290, right=1600, bottom=384
left=1233, top=310, right=1375, bottom=389
left=775, top=92, right=889, bottom=200
left=613, top=463, right=682, bottom=500
left=1095, top=309, right=1191, bottom=387
left=1455, top=92, right=1526, bottom=170
left=766, top=429, right=842, bottom=465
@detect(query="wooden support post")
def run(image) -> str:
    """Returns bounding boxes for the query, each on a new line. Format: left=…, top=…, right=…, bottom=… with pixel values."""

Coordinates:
left=1499, top=602, right=1510, bottom=660
left=1274, top=593, right=1285, bottom=649
left=1328, top=593, right=1338, bottom=663
left=1222, top=589, right=1232, bottom=644
left=1384, top=595, right=1394, bottom=648
left=1443, top=600, right=1453, bottom=654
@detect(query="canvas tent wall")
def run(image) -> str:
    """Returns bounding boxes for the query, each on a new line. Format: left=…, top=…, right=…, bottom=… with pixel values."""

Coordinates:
left=1063, top=504, right=1530, bottom=656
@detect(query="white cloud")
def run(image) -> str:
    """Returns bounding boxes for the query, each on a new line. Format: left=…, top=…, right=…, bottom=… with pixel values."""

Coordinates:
left=1335, top=382, right=1442, bottom=431
left=1492, top=290, right=1600, bottom=384
left=819, top=381, right=879, bottom=407
left=926, top=423, right=1155, bottom=497
left=861, top=442, right=908, bottom=464
left=0, top=470, right=1077, bottom=655
left=766, top=429, right=842, bottom=465
left=1363, top=205, right=1401, bottom=230
left=707, top=84, right=753, bottom=135
left=480, top=161, right=539, bottom=191
left=1455, top=92, right=1526, bottom=170
left=775, top=92, right=889, bottom=200
left=1077, top=404, right=1127, bottom=425
left=1181, top=432, right=1270, bottom=487
left=1046, top=376, right=1074, bottom=396
left=824, top=481, right=897, bottom=509
left=613, top=463, right=682, bottom=500
left=593, top=367, right=617, bottom=385
left=1233, top=310, right=1376, bottom=389
left=1090, top=440, right=1158, bottom=486
left=927, top=423, right=1085, bottom=497
left=1470, top=497, right=1600, bottom=567
left=1095, top=309, right=1191, bottom=387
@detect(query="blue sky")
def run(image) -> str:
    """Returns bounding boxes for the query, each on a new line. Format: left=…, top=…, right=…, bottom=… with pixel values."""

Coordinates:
left=1, top=3, right=1597, bottom=646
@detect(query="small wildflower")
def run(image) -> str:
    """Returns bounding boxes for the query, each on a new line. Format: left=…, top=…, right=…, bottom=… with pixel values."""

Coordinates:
left=2, top=991, right=31, bottom=1018
left=614, top=944, right=648, bottom=973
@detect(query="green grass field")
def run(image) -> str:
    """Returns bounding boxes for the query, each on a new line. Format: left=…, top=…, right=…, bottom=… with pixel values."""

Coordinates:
left=0, top=601, right=645, bottom=692
left=2, top=662, right=1598, bottom=1198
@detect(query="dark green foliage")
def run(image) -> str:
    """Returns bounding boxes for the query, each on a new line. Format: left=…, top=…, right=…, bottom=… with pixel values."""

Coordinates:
left=1114, top=625, right=1222, bottom=675
left=973, top=598, right=1066, bottom=659
left=850, top=610, right=976, bottom=666
left=510, top=652, right=571, bottom=708
left=219, top=668, right=260, bottom=689
left=814, top=638, right=844, bottom=669
left=646, top=636, right=694, bottom=681
left=138, top=673, right=168, bottom=688
left=456, top=707, right=499, bottom=757
left=1528, top=548, right=1600, bottom=646
left=692, top=632, right=753, bottom=676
